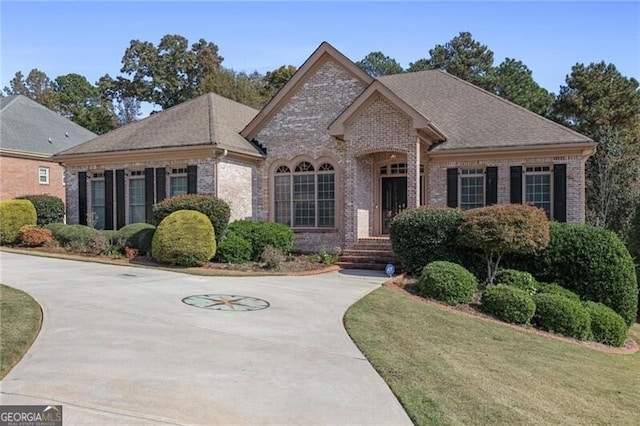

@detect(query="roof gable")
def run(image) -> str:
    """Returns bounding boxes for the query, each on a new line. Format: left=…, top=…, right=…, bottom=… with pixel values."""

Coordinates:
left=1, top=95, right=97, bottom=156
left=55, top=92, right=263, bottom=159
left=241, top=41, right=374, bottom=140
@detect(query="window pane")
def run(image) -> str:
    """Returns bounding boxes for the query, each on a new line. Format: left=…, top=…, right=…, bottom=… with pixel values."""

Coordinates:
left=274, top=175, right=291, bottom=226
left=129, top=178, right=146, bottom=224
left=170, top=176, right=188, bottom=197
left=317, top=173, right=335, bottom=227
left=39, top=168, right=49, bottom=184
left=460, top=176, right=484, bottom=210
left=91, top=180, right=105, bottom=229
left=293, top=174, right=315, bottom=227
left=525, top=174, right=551, bottom=217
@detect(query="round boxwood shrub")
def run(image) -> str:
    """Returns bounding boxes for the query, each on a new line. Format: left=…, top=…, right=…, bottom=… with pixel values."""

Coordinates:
left=532, top=293, right=591, bottom=340
left=389, top=207, right=463, bottom=275
left=216, top=232, right=252, bottom=263
left=535, top=283, right=581, bottom=302
left=116, top=223, right=156, bottom=255
left=0, top=199, right=37, bottom=245
left=481, top=284, right=536, bottom=324
left=19, top=226, right=53, bottom=247
left=152, top=210, right=216, bottom=267
left=583, top=301, right=627, bottom=347
left=526, top=222, right=638, bottom=327
left=418, top=261, right=478, bottom=305
left=152, top=194, right=230, bottom=243
left=53, top=224, right=100, bottom=248
left=495, top=269, right=538, bottom=295
left=17, top=194, right=64, bottom=226
left=227, top=220, right=294, bottom=260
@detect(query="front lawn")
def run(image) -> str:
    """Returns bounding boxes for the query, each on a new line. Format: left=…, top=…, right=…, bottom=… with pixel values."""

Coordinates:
left=0, top=284, right=42, bottom=379
left=345, top=286, right=640, bottom=425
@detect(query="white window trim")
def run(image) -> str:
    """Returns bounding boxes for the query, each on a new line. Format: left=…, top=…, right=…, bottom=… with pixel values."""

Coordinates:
left=458, top=168, right=485, bottom=210
left=523, top=165, right=553, bottom=217
left=169, top=167, right=188, bottom=197
left=38, top=167, right=50, bottom=185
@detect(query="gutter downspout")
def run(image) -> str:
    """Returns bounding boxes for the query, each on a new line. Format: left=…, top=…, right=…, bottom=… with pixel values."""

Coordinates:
left=214, top=148, right=228, bottom=197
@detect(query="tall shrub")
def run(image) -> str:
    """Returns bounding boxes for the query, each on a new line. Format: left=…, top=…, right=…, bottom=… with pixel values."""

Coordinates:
left=458, top=204, right=550, bottom=284
left=152, top=210, right=216, bottom=267
left=0, top=199, right=37, bottom=244
left=17, top=195, right=65, bottom=225
left=389, top=207, right=463, bottom=275
left=152, top=194, right=230, bottom=243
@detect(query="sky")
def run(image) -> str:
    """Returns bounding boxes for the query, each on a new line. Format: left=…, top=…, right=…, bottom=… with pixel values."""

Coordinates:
left=1, top=1, right=638, bottom=117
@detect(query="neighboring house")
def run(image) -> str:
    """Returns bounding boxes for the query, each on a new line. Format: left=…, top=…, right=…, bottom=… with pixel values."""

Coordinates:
left=56, top=42, right=596, bottom=252
left=0, top=95, right=97, bottom=203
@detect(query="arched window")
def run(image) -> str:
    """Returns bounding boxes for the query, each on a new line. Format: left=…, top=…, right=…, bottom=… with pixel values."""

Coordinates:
left=273, top=161, right=335, bottom=228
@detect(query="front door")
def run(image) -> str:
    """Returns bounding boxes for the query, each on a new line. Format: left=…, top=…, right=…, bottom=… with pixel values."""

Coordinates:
left=381, top=177, right=407, bottom=234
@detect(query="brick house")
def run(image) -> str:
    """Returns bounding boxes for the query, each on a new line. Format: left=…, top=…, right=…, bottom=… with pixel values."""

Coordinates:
left=56, top=42, right=595, bottom=252
left=0, top=95, right=97, bottom=203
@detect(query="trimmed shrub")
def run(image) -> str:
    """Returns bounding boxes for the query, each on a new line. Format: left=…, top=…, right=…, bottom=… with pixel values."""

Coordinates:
left=481, top=284, right=536, bottom=324
left=389, top=207, right=463, bottom=275
left=535, top=283, right=581, bottom=302
left=418, top=261, right=478, bottom=305
left=532, top=293, right=591, bottom=340
left=116, top=223, right=156, bottom=255
left=516, top=222, right=638, bottom=327
left=216, top=232, right=252, bottom=263
left=101, top=230, right=120, bottom=246
left=152, top=194, right=230, bottom=243
left=44, top=223, right=66, bottom=236
left=19, top=226, right=53, bottom=247
left=53, top=224, right=100, bottom=248
left=85, top=233, right=111, bottom=255
left=152, top=210, right=216, bottom=267
left=495, top=269, right=538, bottom=295
left=583, top=301, right=627, bottom=347
left=227, top=220, right=294, bottom=260
left=0, top=199, right=37, bottom=244
left=17, top=195, right=64, bottom=226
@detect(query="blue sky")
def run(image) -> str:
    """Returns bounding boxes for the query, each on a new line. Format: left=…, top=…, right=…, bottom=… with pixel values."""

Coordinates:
left=2, top=1, right=638, bottom=115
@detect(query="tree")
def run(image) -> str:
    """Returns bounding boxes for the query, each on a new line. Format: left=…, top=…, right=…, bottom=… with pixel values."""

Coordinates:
left=552, top=62, right=640, bottom=139
left=586, top=125, right=640, bottom=237
left=3, top=69, right=58, bottom=109
left=97, top=74, right=141, bottom=125
left=457, top=204, right=550, bottom=284
left=355, top=52, right=403, bottom=77
left=200, top=68, right=270, bottom=109
left=120, top=34, right=223, bottom=109
left=407, top=31, right=494, bottom=88
left=263, top=65, right=297, bottom=94
left=488, top=58, right=554, bottom=116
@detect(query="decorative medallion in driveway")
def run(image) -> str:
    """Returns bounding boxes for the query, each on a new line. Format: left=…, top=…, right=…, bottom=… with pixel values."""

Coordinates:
left=0, top=252, right=411, bottom=425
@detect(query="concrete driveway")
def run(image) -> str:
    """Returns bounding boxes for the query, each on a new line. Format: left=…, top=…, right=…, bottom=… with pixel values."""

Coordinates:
left=0, top=252, right=411, bottom=425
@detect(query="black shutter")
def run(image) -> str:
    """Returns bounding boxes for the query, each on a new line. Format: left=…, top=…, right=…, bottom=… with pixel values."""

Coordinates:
left=446, top=168, right=458, bottom=208
left=155, top=167, right=166, bottom=203
left=510, top=166, right=523, bottom=204
left=78, top=172, right=87, bottom=225
left=116, top=169, right=125, bottom=229
left=187, top=165, right=197, bottom=194
left=145, top=168, right=154, bottom=223
left=104, top=170, right=114, bottom=230
left=485, top=166, right=498, bottom=206
left=553, top=164, right=567, bottom=222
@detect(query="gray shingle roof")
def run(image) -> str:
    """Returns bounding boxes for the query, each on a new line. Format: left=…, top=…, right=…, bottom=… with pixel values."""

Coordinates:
left=378, top=71, right=592, bottom=150
left=1, top=95, right=97, bottom=156
left=56, top=92, right=263, bottom=158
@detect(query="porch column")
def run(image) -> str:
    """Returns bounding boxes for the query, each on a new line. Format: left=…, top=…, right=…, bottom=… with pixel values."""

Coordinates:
left=407, top=136, right=420, bottom=209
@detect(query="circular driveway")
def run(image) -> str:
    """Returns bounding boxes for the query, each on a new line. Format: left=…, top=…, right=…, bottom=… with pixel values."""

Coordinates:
left=0, top=252, right=411, bottom=425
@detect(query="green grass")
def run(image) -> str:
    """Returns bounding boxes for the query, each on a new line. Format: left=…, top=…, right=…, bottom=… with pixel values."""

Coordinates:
left=0, top=284, right=42, bottom=379
left=345, top=287, right=640, bottom=426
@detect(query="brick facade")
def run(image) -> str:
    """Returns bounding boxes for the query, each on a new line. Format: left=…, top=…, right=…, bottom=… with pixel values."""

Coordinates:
left=217, top=157, right=257, bottom=221
left=0, top=156, right=66, bottom=203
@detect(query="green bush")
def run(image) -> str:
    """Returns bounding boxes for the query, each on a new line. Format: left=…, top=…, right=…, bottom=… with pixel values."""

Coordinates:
left=495, top=269, right=538, bottom=295
left=389, top=207, right=463, bottom=275
left=418, top=261, right=478, bottom=305
left=583, top=301, right=627, bottom=347
left=216, top=232, right=252, bottom=263
left=514, top=222, right=638, bottom=327
left=17, top=195, right=64, bottom=226
left=152, top=194, right=230, bottom=243
left=532, top=293, right=591, bottom=340
left=0, top=199, right=37, bottom=244
left=152, top=210, right=216, bottom=267
left=535, top=283, right=581, bottom=302
left=227, top=220, right=294, bottom=260
left=44, top=222, right=66, bottom=236
left=481, top=284, right=536, bottom=324
left=52, top=224, right=100, bottom=247
left=101, top=230, right=120, bottom=245
left=116, top=223, right=156, bottom=255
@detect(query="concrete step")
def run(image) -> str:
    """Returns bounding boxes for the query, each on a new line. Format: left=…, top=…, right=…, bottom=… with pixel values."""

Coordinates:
left=341, top=249, right=394, bottom=257
left=336, top=261, right=390, bottom=270
left=339, top=255, right=396, bottom=263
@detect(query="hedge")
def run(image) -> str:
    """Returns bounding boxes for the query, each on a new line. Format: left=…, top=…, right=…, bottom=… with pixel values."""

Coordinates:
left=535, top=283, right=581, bottom=302
left=494, top=269, right=538, bottom=295
left=17, top=195, right=64, bottom=226
left=418, top=261, right=478, bottom=305
left=389, top=207, right=462, bottom=275
left=583, top=301, right=627, bottom=347
left=533, top=293, right=591, bottom=340
left=52, top=224, right=100, bottom=248
left=116, top=223, right=156, bottom=255
left=152, top=210, right=216, bottom=267
left=227, top=220, right=294, bottom=260
left=481, top=284, right=536, bottom=324
left=0, top=199, right=37, bottom=245
left=216, top=232, right=252, bottom=263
